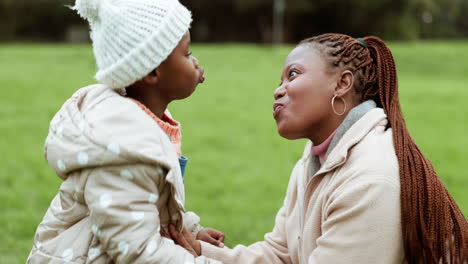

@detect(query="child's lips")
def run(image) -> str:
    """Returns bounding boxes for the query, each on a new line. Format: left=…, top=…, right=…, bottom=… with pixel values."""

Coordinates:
left=199, top=68, right=205, bottom=83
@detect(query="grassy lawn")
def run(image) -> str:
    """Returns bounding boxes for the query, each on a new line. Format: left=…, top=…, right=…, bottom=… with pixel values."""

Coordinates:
left=0, top=41, right=467, bottom=263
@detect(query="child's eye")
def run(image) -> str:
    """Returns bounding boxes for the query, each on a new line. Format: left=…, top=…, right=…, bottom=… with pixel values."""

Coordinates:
left=186, top=51, right=192, bottom=57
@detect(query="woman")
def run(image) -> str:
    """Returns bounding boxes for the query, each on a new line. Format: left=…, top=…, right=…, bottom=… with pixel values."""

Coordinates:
left=170, top=33, right=468, bottom=263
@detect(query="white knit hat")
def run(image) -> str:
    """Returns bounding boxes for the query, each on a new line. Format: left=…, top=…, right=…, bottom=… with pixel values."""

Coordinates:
left=72, top=0, right=192, bottom=89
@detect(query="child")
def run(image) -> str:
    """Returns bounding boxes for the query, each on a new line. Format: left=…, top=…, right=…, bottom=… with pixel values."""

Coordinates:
left=28, top=0, right=224, bottom=263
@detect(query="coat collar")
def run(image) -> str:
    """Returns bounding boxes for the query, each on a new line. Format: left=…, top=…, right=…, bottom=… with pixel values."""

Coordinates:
left=325, top=100, right=377, bottom=159
left=302, top=107, right=388, bottom=177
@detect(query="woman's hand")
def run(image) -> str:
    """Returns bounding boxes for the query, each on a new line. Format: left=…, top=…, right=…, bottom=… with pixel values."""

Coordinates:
left=169, top=224, right=201, bottom=257
left=197, top=228, right=225, bottom=248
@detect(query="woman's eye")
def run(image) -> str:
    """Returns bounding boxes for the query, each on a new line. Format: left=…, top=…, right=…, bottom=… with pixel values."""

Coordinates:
left=289, top=70, right=298, bottom=78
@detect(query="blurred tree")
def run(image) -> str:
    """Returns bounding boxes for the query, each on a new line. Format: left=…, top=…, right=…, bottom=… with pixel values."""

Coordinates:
left=272, top=0, right=285, bottom=44
left=0, top=0, right=466, bottom=42
left=422, top=0, right=468, bottom=38
left=0, top=0, right=78, bottom=41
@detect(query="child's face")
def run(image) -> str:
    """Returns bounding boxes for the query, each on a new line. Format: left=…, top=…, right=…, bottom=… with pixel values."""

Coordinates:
left=273, top=45, right=338, bottom=140
left=156, top=31, right=204, bottom=100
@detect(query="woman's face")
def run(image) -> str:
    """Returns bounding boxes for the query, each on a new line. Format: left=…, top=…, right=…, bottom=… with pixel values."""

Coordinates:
left=273, top=45, right=337, bottom=140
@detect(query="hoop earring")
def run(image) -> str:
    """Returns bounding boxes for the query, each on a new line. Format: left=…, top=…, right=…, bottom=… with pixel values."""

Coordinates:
left=331, top=95, right=347, bottom=116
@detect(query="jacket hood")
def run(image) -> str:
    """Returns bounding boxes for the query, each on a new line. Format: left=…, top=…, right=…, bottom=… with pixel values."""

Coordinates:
left=45, top=84, right=179, bottom=181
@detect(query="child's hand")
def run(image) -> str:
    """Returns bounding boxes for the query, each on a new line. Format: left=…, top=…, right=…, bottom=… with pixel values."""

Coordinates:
left=169, top=225, right=201, bottom=257
left=196, top=227, right=225, bottom=248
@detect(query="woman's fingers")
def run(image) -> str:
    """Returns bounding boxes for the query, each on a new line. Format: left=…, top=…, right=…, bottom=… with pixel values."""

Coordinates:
left=198, top=228, right=225, bottom=247
left=208, top=229, right=225, bottom=243
left=204, top=235, right=225, bottom=248
left=169, top=224, right=187, bottom=246
left=169, top=225, right=197, bottom=257
left=182, top=227, right=202, bottom=254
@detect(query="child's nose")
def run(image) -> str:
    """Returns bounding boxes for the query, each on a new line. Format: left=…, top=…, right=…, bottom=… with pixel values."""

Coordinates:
left=192, top=56, right=200, bottom=69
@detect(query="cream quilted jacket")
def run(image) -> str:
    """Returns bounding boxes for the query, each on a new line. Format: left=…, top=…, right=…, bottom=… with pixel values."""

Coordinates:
left=200, top=108, right=405, bottom=264
left=28, top=84, right=220, bottom=264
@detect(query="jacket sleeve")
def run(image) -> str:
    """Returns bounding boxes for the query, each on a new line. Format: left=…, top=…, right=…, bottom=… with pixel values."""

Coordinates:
left=184, top=211, right=203, bottom=238
left=308, top=177, right=403, bottom=264
left=200, top=202, right=291, bottom=264
left=84, top=164, right=221, bottom=264
left=199, top=159, right=307, bottom=264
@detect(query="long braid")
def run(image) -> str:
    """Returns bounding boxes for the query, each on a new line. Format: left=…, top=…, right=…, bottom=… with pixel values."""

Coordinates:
left=300, top=33, right=468, bottom=263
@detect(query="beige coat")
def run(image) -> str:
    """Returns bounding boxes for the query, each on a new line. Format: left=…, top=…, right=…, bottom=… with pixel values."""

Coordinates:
left=201, top=108, right=405, bottom=263
left=28, top=84, right=220, bottom=264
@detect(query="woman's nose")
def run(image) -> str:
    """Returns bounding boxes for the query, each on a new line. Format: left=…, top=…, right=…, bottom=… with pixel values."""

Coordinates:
left=274, top=85, right=286, bottom=100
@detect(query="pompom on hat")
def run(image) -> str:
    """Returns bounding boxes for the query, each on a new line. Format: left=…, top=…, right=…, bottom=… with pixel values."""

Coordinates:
left=72, top=0, right=192, bottom=90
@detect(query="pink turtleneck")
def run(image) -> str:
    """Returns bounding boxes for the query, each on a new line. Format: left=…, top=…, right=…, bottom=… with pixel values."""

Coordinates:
left=311, top=130, right=337, bottom=164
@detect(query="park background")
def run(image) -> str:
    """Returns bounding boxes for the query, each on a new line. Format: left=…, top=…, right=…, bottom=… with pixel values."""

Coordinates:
left=1, top=0, right=467, bottom=263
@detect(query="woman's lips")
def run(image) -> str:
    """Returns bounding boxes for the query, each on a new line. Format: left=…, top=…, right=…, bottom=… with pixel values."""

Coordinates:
left=273, top=103, right=284, bottom=118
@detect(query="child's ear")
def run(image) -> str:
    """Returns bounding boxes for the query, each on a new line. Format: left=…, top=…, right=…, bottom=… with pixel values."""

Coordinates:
left=142, top=69, right=159, bottom=86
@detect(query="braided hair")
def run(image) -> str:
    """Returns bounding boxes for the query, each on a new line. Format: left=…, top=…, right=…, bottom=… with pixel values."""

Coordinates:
left=299, top=33, right=468, bottom=263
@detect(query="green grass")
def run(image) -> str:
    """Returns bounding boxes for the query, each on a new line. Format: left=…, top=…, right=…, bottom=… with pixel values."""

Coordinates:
left=1, top=41, right=467, bottom=263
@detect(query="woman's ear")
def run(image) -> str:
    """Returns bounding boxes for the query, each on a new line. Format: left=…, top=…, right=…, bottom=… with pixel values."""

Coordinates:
left=142, top=69, right=159, bottom=86
left=334, top=70, right=354, bottom=96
